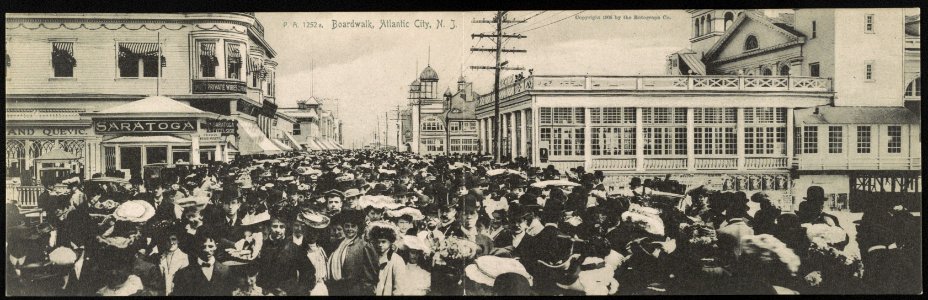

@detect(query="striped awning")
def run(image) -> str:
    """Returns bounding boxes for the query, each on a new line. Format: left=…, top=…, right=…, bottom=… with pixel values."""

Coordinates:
left=248, top=57, right=262, bottom=73
left=119, top=42, right=159, bottom=57
left=52, top=42, right=76, bottom=66
left=226, top=43, right=242, bottom=64
left=52, top=42, right=73, bottom=55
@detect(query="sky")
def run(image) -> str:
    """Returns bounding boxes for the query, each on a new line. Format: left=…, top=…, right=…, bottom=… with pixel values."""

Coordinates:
left=257, top=10, right=695, bottom=148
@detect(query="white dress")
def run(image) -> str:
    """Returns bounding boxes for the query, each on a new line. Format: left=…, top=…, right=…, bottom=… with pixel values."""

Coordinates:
left=307, top=244, right=329, bottom=296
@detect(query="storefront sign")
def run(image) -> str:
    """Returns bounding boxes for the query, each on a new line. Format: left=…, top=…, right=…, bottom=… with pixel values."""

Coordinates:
left=200, top=132, right=224, bottom=144
left=204, top=119, right=239, bottom=135
left=94, top=119, right=196, bottom=133
left=192, top=79, right=247, bottom=94
left=6, top=127, right=91, bottom=137
left=262, top=100, right=278, bottom=117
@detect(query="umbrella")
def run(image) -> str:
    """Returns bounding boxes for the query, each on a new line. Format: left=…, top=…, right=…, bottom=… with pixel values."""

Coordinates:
left=531, top=180, right=581, bottom=188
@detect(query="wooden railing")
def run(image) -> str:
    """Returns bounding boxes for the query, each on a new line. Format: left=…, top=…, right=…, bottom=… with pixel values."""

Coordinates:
left=794, top=157, right=921, bottom=171
left=745, top=157, right=789, bottom=169
left=644, top=158, right=688, bottom=170
left=542, top=160, right=584, bottom=173
left=477, top=75, right=833, bottom=106
left=591, top=158, right=636, bottom=170
left=694, top=157, right=739, bottom=169
left=16, top=186, right=44, bottom=208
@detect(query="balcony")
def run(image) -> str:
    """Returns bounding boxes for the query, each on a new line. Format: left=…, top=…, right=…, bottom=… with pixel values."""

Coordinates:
left=192, top=79, right=247, bottom=94
left=794, top=156, right=921, bottom=171
left=477, top=75, right=833, bottom=106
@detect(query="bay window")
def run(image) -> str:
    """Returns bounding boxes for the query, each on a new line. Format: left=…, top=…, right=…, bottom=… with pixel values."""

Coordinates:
left=226, top=42, right=243, bottom=80
left=199, top=42, right=218, bottom=78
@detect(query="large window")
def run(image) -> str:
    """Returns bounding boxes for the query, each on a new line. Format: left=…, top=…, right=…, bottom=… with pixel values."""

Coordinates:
left=449, top=121, right=461, bottom=132
left=643, top=127, right=686, bottom=155
left=51, top=42, right=76, bottom=77
left=422, top=138, right=444, bottom=152
left=462, top=121, right=477, bottom=131
left=422, top=117, right=444, bottom=132
left=249, top=57, right=262, bottom=87
left=292, top=123, right=301, bottom=135
left=145, top=147, right=168, bottom=165
left=802, top=126, right=818, bottom=154
left=865, top=14, right=874, bottom=33
left=887, top=126, right=901, bottom=153
left=199, top=42, right=218, bottom=78
left=540, top=127, right=584, bottom=156
left=450, top=138, right=479, bottom=152
left=693, top=108, right=736, bottom=155
left=590, top=107, right=635, bottom=124
left=828, top=126, right=843, bottom=154
left=856, top=126, right=871, bottom=153
left=591, top=127, right=635, bottom=156
left=745, top=127, right=786, bottom=155
left=226, top=43, right=243, bottom=80
left=642, top=107, right=686, bottom=124
left=118, top=43, right=160, bottom=78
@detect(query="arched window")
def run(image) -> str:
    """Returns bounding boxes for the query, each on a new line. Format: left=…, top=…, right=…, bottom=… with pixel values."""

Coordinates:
left=762, top=67, right=773, bottom=76
left=422, top=117, right=444, bottom=132
left=906, top=76, right=921, bottom=97
left=706, top=15, right=713, bottom=32
left=744, top=35, right=758, bottom=51
left=779, top=65, right=791, bottom=76
left=724, top=12, right=735, bottom=30
left=695, top=19, right=700, bottom=37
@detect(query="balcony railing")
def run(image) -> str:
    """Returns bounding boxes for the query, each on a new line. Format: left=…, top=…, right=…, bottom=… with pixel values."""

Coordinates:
left=794, top=156, right=921, bottom=171
left=745, top=157, right=790, bottom=169
left=644, top=157, right=688, bottom=170
left=591, top=158, right=636, bottom=170
left=477, top=75, right=833, bottom=106
left=694, top=157, right=739, bottom=169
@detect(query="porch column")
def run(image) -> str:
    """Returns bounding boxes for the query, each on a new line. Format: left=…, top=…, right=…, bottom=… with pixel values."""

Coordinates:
left=191, top=135, right=201, bottom=165
left=584, top=107, right=592, bottom=170
left=635, top=107, right=645, bottom=172
left=532, top=107, right=541, bottom=167
left=478, top=118, right=484, bottom=153
left=140, top=146, right=147, bottom=168
left=520, top=109, right=528, bottom=158
left=786, top=107, right=794, bottom=166
left=687, top=108, right=696, bottom=171
left=737, top=108, right=746, bottom=170
left=509, top=112, right=517, bottom=160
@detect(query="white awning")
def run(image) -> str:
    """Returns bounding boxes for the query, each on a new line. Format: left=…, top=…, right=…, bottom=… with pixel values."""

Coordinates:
left=271, top=138, right=292, bottom=152
left=236, top=120, right=283, bottom=155
left=284, top=132, right=302, bottom=151
left=305, top=139, right=323, bottom=151
left=104, top=135, right=190, bottom=144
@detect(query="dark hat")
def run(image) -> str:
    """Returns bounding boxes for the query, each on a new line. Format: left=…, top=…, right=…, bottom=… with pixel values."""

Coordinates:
left=325, top=189, right=345, bottom=198
left=332, top=209, right=366, bottom=226
left=804, top=186, right=827, bottom=202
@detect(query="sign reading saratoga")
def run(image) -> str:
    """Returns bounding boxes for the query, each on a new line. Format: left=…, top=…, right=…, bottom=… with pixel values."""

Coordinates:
left=94, top=119, right=197, bottom=133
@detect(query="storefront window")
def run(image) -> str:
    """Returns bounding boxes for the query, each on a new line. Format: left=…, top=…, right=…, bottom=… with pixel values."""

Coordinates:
left=146, top=146, right=168, bottom=165
left=172, top=146, right=191, bottom=164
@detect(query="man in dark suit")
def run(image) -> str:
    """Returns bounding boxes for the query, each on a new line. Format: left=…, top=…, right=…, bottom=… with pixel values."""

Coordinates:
left=62, top=235, right=104, bottom=296
left=171, top=230, right=232, bottom=296
left=257, top=218, right=316, bottom=295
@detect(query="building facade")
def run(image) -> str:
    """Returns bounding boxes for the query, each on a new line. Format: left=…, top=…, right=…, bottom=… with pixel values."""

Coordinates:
left=278, top=97, right=344, bottom=151
left=406, top=66, right=480, bottom=155
left=477, top=8, right=921, bottom=210
left=5, top=13, right=286, bottom=187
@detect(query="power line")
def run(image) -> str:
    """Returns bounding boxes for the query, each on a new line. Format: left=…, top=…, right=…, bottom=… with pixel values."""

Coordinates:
left=517, top=10, right=585, bottom=33
left=503, top=11, right=546, bottom=29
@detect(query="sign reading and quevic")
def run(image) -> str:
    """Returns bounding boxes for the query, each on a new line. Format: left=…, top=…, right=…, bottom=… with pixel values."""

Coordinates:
left=94, top=119, right=197, bottom=133
left=204, top=119, right=239, bottom=135
left=192, top=79, right=247, bottom=94
left=6, top=127, right=93, bottom=137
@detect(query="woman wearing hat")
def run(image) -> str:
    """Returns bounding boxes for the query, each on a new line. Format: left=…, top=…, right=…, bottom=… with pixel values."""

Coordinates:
left=297, top=211, right=331, bottom=296
left=325, top=210, right=379, bottom=295
left=367, top=221, right=407, bottom=295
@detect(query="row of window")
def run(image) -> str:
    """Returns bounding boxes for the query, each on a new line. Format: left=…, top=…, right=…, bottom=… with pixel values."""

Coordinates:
left=539, top=107, right=788, bottom=125
left=22, top=40, right=274, bottom=93
left=450, top=138, right=480, bottom=152
left=422, top=138, right=444, bottom=152
left=799, top=125, right=902, bottom=154
left=448, top=121, right=478, bottom=132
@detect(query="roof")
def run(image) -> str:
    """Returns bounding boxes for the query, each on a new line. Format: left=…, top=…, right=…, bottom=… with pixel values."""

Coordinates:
left=704, top=10, right=805, bottom=62
left=794, top=106, right=920, bottom=125
left=419, top=65, right=439, bottom=81
left=678, top=51, right=706, bottom=75
left=279, top=109, right=318, bottom=119
left=34, top=148, right=79, bottom=161
left=95, top=96, right=211, bottom=116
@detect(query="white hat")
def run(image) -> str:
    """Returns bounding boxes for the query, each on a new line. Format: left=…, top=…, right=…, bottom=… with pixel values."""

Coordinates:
left=49, top=246, right=78, bottom=266
left=465, top=256, right=533, bottom=287
left=113, top=200, right=156, bottom=223
left=241, top=211, right=271, bottom=226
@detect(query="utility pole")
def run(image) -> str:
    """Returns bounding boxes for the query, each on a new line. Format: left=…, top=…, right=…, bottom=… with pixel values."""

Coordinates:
left=470, top=11, right=526, bottom=163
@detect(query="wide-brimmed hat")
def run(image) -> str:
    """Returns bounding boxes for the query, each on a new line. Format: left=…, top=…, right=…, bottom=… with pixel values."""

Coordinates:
left=297, top=211, right=331, bottom=229
left=113, top=200, right=156, bottom=223
left=465, top=256, right=533, bottom=287
left=804, top=186, right=827, bottom=202
left=343, top=188, right=362, bottom=199
left=241, top=211, right=271, bottom=226
left=48, top=246, right=78, bottom=266
left=385, top=207, right=425, bottom=221
left=176, top=195, right=209, bottom=210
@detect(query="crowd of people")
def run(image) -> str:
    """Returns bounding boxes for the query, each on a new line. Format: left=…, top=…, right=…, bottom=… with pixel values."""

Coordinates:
left=5, top=149, right=922, bottom=296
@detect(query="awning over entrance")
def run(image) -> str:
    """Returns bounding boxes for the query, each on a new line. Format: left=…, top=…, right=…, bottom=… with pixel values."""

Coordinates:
left=283, top=132, right=302, bottom=151
left=104, top=135, right=191, bottom=144
left=236, top=120, right=283, bottom=155
left=271, top=138, right=292, bottom=152
left=305, top=139, right=323, bottom=151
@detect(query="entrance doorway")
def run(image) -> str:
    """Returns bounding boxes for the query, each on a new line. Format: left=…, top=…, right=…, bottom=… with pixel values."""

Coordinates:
left=120, top=147, right=142, bottom=180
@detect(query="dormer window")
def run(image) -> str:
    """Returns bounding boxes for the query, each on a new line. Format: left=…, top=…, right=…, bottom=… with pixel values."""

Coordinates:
left=744, top=35, right=758, bottom=51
